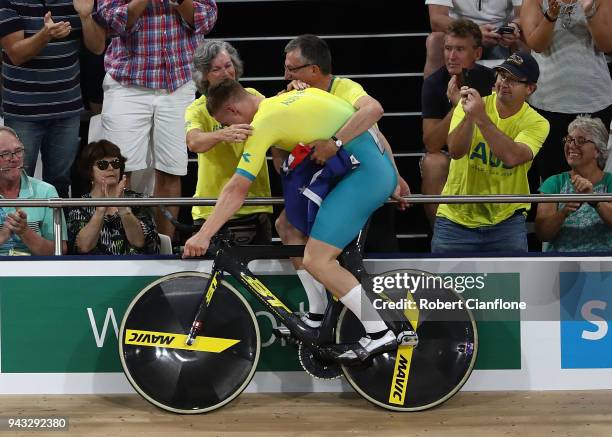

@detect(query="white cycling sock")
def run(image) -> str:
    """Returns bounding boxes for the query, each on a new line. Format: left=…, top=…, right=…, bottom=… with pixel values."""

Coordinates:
left=297, top=270, right=328, bottom=315
left=340, top=284, right=388, bottom=335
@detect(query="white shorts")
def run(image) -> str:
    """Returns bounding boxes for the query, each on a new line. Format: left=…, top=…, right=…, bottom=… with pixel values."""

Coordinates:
left=100, top=74, right=195, bottom=175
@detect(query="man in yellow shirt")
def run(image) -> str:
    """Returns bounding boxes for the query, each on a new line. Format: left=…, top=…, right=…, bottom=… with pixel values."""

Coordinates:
left=276, top=34, right=409, bottom=328
left=432, top=51, right=550, bottom=253
left=184, top=80, right=399, bottom=362
left=185, top=41, right=273, bottom=244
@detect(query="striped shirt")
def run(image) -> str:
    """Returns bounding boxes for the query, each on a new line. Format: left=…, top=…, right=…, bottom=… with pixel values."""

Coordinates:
left=0, top=0, right=84, bottom=120
left=97, top=0, right=217, bottom=91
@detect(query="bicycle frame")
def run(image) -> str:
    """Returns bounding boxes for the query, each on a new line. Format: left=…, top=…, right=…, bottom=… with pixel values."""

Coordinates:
left=185, top=230, right=371, bottom=350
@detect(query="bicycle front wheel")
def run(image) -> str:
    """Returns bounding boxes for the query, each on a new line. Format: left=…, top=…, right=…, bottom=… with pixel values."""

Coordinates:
left=119, top=272, right=261, bottom=414
left=337, top=269, right=478, bottom=411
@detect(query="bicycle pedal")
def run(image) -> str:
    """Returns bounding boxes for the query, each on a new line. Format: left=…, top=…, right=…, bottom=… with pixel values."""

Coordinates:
left=397, top=330, right=418, bottom=347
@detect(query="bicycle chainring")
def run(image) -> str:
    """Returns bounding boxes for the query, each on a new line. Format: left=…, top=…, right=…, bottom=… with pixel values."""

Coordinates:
left=298, top=343, right=342, bottom=380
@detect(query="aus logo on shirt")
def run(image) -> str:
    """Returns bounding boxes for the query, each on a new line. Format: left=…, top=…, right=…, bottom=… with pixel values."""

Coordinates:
left=560, top=272, right=612, bottom=368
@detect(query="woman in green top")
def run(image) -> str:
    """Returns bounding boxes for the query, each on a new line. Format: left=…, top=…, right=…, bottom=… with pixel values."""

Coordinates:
left=536, top=115, right=612, bottom=252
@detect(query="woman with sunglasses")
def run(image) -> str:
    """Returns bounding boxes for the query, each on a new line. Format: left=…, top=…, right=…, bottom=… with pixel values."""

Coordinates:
left=535, top=116, right=612, bottom=252
left=67, top=140, right=160, bottom=255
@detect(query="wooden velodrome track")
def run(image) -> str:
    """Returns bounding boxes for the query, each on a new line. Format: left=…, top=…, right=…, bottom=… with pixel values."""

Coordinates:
left=1, top=391, right=610, bottom=436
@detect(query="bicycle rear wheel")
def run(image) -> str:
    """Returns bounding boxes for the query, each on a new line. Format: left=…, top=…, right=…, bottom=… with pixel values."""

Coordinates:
left=337, top=269, right=477, bottom=411
left=119, top=272, right=261, bottom=414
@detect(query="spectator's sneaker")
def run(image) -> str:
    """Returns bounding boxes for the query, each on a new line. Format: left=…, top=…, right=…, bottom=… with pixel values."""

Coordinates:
left=323, top=330, right=397, bottom=365
left=299, top=312, right=323, bottom=328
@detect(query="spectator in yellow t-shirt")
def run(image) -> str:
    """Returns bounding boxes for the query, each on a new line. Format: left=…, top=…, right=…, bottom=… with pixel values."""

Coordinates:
left=432, top=51, right=550, bottom=253
left=184, top=40, right=273, bottom=244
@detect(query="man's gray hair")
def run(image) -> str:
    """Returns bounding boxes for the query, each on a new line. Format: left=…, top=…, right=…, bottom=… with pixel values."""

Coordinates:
left=568, top=115, right=610, bottom=170
left=191, top=40, right=244, bottom=94
left=0, top=125, right=21, bottom=142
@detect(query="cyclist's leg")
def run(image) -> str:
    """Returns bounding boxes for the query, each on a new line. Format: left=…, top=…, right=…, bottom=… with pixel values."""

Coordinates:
left=303, top=133, right=398, bottom=360
left=276, top=209, right=328, bottom=325
left=303, top=238, right=396, bottom=360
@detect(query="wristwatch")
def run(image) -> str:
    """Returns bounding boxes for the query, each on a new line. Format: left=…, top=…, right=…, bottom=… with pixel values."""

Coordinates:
left=331, top=135, right=343, bottom=148
left=169, top=0, right=185, bottom=7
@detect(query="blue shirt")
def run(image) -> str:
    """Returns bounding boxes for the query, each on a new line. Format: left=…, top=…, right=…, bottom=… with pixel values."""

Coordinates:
left=0, top=172, right=67, bottom=255
left=0, top=0, right=84, bottom=119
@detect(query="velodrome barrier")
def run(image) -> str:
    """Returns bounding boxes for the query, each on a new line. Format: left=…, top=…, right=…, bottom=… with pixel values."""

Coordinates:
left=3, top=193, right=612, bottom=255
left=1, top=255, right=611, bottom=394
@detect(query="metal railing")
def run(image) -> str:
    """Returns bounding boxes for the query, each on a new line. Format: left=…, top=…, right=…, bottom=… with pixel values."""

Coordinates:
left=4, top=193, right=612, bottom=256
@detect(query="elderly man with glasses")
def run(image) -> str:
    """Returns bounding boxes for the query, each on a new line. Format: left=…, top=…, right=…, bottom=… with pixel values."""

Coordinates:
left=431, top=51, right=550, bottom=253
left=0, top=126, right=67, bottom=256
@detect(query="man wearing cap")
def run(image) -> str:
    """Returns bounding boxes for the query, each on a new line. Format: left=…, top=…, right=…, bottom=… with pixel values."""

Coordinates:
left=431, top=51, right=550, bottom=253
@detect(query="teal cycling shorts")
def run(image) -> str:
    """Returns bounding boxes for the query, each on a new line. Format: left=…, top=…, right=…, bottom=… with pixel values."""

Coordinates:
left=310, top=130, right=397, bottom=249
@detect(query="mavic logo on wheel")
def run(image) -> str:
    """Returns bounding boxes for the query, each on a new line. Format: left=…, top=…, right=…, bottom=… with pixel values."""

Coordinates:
left=125, top=329, right=240, bottom=353
left=128, top=331, right=175, bottom=345
left=388, top=346, right=413, bottom=405
left=240, top=273, right=291, bottom=313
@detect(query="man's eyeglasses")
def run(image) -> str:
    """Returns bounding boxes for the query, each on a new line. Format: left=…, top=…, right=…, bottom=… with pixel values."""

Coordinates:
left=284, top=63, right=314, bottom=73
left=95, top=159, right=122, bottom=170
left=563, top=135, right=594, bottom=147
left=495, top=72, right=528, bottom=86
left=0, top=147, right=24, bottom=160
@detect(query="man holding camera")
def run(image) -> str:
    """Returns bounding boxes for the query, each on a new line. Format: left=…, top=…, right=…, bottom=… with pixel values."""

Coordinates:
left=421, top=19, right=496, bottom=225
left=424, top=0, right=523, bottom=76
left=431, top=51, right=550, bottom=253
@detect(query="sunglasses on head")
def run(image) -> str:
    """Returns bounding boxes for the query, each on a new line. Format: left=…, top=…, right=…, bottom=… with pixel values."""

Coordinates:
left=95, top=159, right=122, bottom=170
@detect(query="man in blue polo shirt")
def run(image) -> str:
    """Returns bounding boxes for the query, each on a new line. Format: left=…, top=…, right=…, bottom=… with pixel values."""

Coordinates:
left=0, top=127, right=67, bottom=255
left=0, top=0, right=105, bottom=198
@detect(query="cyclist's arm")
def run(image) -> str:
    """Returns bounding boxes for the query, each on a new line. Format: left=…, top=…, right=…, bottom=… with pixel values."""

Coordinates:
left=196, top=173, right=252, bottom=240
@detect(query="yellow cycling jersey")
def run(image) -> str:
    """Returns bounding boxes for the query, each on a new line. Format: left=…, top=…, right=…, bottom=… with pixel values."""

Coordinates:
left=236, top=88, right=356, bottom=180
left=184, top=88, right=272, bottom=220
left=437, top=92, right=550, bottom=227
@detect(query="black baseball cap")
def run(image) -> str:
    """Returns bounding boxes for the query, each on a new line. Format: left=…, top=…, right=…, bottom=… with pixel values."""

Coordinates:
left=495, top=51, right=540, bottom=84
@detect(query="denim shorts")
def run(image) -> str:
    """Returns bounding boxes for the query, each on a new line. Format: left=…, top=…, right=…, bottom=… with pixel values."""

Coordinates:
left=431, top=213, right=528, bottom=254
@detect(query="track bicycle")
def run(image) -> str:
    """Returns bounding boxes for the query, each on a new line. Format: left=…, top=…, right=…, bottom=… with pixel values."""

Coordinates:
left=119, top=229, right=478, bottom=413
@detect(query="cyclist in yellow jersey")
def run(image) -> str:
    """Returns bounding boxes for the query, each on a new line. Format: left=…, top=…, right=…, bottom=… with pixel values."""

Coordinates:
left=185, top=41, right=273, bottom=244
left=274, top=34, right=410, bottom=329
left=432, top=51, right=550, bottom=253
left=184, top=79, right=400, bottom=362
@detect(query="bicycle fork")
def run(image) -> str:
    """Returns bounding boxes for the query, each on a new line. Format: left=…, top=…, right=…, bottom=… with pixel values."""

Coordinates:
left=185, top=268, right=224, bottom=346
